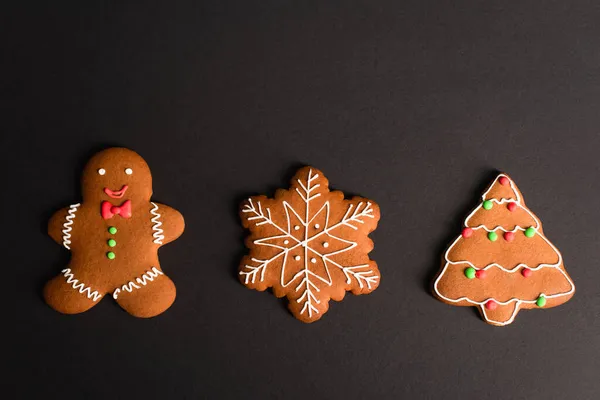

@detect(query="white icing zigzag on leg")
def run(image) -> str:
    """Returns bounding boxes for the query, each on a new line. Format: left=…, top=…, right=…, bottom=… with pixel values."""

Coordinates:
left=150, top=202, right=164, bottom=244
left=113, top=267, right=164, bottom=299
left=61, top=203, right=80, bottom=249
left=61, top=268, right=102, bottom=301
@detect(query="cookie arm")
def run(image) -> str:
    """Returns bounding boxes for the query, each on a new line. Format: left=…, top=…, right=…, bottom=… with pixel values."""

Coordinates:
left=48, top=205, right=80, bottom=248
left=150, top=203, right=185, bottom=245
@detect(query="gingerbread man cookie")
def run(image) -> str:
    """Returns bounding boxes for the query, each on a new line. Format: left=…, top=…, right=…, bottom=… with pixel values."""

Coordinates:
left=433, top=174, right=575, bottom=326
left=239, top=167, right=381, bottom=323
left=44, top=148, right=185, bottom=318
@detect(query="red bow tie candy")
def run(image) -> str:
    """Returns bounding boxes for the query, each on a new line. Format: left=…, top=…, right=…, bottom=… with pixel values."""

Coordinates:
left=101, top=200, right=132, bottom=219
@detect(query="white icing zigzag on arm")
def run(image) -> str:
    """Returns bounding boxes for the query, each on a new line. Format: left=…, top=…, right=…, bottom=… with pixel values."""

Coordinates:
left=61, top=268, right=102, bottom=301
left=112, top=267, right=164, bottom=299
left=61, top=203, right=80, bottom=249
left=150, top=202, right=164, bottom=245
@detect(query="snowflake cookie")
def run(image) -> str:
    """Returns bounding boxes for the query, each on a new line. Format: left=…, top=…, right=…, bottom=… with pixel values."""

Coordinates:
left=239, top=166, right=381, bottom=323
left=433, top=173, right=575, bottom=326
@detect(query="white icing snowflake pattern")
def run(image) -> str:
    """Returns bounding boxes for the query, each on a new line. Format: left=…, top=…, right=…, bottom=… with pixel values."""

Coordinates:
left=239, top=167, right=380, bottom=322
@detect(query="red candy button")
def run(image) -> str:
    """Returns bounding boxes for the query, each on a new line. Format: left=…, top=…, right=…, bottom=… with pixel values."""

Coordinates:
left=485, top=300, right=498, bottom=310
left=462, top=227, right=473, bottom=238
left=522, top=268, right=532, bottom=278
left=507, top=202, right=517, bottom=212
left=499, top=176, right=509, bottom=186
left=475, top=270, right=487, bottom=279
left=503, top=231, right=515, bottom=242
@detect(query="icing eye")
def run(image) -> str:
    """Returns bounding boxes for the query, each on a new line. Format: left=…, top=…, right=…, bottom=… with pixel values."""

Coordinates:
left=125, top=168, right=133, bottom=175
left=98, top=168, right=106, bottom=175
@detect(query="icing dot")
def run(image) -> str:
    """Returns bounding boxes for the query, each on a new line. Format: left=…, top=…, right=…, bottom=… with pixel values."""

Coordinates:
left=499, top=176, right=509, bottom=186
left=475, top=270, right=487, bottom=279
left=294, top=226, right=300, bottom=231
left=464, top=267, right=476, bottom=279
left=524, top=227, right=536, bottom=238
left=98, top=168, right=106, bottom=175
left=108, top=226, right=117, bottom=234
left=483, top=200, right=493, bottom=210
left=507, top=202, right=517, bottom=212
left=294, top=255, right=301, bottom=261
left=487, top=231, right=498, bottom=242
left=125, top=168, right=133, bottom=175
left=536, top=295, right=546, bottom=308
left=311, top=258, right=316, bottom=263
left=284, top=240, right=289, bottom=245
left=503, top=231, right=515, bottom=242
left=485, top=300, right=497, bottom=310
left=314, top=224, right=320, bottom=229
left=461, top=227, right=473, bottom=238
left=106, top=251, right=116, bottom=260
left=323, top=242, right=329, bottom=248
left=107, top=239, right=116, bottom=247
left=522, top=268, right=532, bottom=278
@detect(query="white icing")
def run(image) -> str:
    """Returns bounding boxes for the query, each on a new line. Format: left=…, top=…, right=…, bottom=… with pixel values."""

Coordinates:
left=433, top=173, right=575, bottom=326
left=150, top=202, right=164, bottom=244
left=240, top=168, right=378, bottom=319
left=112, top=267, right=164, bottom=299
left=61, top=203, right=80, bottom=249
left=61, top=268, right=102, bottom=301
left=284, top=240, right=289, bottom=244
left=98, top=168, right=106, bottom=175
left=125, top=168, right=133, bottom=175
left=323, top=242, right=329, bottom=248
left=314, top=224, right=320, bottom=229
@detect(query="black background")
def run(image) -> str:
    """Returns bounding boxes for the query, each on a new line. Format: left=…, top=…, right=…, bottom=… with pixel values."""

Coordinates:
left=5, top=1, right=600, bottom=399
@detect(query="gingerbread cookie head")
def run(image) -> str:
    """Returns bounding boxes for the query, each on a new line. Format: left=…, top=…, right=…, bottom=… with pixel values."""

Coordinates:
left=433, top=173, right=575, bottom=326
left=44, top=147, right=185, bottom=318
left=82, top=147, right=152, bottom=203
left=239, top=166, right=381, bottom=323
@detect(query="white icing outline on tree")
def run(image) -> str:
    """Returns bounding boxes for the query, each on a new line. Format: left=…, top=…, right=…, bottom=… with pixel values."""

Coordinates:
left=434, top=174, right=575, bottom=326
left=240, top=168, right=378, bottom=319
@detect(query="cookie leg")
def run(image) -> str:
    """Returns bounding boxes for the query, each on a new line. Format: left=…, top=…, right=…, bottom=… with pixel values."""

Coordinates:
left=113, top=271, right=176, bottom=318
left=43, top=269, right=104, bottom=314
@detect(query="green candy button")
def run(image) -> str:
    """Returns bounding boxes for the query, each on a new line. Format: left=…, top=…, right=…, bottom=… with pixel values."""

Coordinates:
left=464, top=267, right=476, bottom=279
left=107, top=239, right=116, bottom=247
left=483, top=200, right=493, bottom=210
left=106, top=251, right=116, bottom=260
left=525, top=227, right=536, bottom=238
left=488, top=231, right=498, bottom=242
left=536, top=295, right=546, bottom=308
left=108, top=226, right=117, bottom=234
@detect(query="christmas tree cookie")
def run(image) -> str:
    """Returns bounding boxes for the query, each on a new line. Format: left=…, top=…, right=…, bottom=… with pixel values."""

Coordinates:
left=433, top=174, right=575, bottom=326
left=239, top=167, right=381, bottom=323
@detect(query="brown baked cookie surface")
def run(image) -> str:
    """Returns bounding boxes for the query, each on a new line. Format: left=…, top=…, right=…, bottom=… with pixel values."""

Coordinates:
left=433, top=174, right=575, bottom=326
left=239, top=167, right=381, bottom=323
left=44, top=148, right=184, bottom=318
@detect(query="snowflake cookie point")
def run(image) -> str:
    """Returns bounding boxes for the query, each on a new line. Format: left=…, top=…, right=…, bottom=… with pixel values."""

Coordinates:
left=239, top=166, right=381, bottom=323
